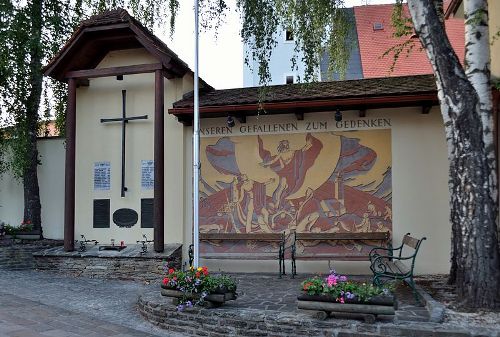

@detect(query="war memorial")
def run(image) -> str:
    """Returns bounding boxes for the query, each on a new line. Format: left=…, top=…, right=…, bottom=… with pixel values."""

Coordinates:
left=0, top=2, right=499, bottom=336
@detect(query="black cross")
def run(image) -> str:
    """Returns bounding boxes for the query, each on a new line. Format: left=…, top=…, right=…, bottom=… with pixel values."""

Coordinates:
left=101, top=90, right=148, bottom=197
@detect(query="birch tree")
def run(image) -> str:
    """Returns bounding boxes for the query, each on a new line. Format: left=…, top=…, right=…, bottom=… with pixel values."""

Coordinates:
left=404, top=0, right=499, bottom=309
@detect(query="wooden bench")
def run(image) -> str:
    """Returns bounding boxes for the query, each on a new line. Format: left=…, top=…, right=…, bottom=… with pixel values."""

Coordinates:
left=291, top=231, right=391, bottom=277
left=189, top=232, right=287, bottom=277
left=369, top=233, right=426, bottom=303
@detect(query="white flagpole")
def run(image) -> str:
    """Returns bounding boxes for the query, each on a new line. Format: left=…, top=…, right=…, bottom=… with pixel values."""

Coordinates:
left=193, top=0, right=200, bottom=268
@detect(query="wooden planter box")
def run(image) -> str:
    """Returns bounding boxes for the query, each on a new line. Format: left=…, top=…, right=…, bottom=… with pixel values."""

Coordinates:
left=297, top=293, right=395, bottom=323
left=4, top=231, right=41, bottom=240
left=160, top=285, right=237, bottom=308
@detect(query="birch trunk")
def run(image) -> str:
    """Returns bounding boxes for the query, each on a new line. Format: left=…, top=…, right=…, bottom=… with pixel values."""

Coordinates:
left=407, top=0, right=499, bottom=308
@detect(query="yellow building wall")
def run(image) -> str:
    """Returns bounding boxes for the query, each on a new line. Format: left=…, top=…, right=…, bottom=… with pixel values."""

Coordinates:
left=75, top=48, right=190, bottom=245
left=0, top=138, right=65, bottom=239
left=183, top=107, right=451, bottom=275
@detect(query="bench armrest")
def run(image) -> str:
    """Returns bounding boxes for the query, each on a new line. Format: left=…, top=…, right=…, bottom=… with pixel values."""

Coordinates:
left=369, top=243, right=402, bottom=260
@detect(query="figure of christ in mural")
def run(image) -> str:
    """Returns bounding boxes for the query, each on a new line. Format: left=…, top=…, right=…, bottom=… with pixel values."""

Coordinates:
left=258, top=133, right=323, bottom=211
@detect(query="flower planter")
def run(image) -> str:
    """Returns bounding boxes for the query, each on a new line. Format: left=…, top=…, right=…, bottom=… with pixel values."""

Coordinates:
left=297, top=293, right=395, bottom=323
left=160, top=285, right=237, bottom=308
left=4, top=231, right=41, bottom=240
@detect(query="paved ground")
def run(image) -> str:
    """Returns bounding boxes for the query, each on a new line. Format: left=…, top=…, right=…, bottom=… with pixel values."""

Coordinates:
left=0, top=270, right=175, bottom=337
left=0, top=269, right=430, bottom=337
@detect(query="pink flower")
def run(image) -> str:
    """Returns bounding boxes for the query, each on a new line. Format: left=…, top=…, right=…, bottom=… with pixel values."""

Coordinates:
left=327, top=275, right=338, bottom=287
left=340, top=297, right=345, bottom=304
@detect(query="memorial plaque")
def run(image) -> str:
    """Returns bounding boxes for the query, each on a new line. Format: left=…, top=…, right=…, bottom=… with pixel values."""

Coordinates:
left=94, top=162, right=111, bottom=191
left=141, top=160, right=154, bottom=190
left=93, top=199, right=110, bottom=228
left=113, top=208, right=138, bottom=228
left=141, top=198, right=154, bottom=228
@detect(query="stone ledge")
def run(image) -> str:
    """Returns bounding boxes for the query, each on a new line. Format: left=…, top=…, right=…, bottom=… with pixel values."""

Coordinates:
left=137, top=291, right=499, bottom=337
left=33, top=244, right=182, bottom=282
left=33, top=243, right=182, bottom=258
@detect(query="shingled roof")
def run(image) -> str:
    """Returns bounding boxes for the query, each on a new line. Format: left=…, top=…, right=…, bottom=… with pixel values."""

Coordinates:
left=169, top=74, right=439, bottom=124
left=44, top=8, right=210, bottom=88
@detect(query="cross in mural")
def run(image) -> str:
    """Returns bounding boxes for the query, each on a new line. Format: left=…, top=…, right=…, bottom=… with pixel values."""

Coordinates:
left=100, top=90, right=148, bottom=197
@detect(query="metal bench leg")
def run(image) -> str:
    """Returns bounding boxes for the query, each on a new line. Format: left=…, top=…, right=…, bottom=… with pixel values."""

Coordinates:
left=278, top=244, right=283, bottom=278
left=407, top=277, right=421, bottom=305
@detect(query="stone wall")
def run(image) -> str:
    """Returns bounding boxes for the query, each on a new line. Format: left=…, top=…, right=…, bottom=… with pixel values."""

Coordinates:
left=33, top=244, right=182, bottom=282
left=138, top=292, right=498, bottom=337
left=0, top=239, right=63, bottom=270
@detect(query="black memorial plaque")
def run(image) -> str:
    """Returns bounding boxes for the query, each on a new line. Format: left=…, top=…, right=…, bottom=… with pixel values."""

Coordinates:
left=113, top=208, right=138, bottom=228
left=141, top=198, right=154, bottom=228
left=93, top=199, right=110, bottom=228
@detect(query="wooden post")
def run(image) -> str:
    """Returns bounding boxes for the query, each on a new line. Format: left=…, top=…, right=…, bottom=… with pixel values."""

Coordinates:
left=154, top=70, right=165, bottom=252
left=64, top=78, right=77, bottom=251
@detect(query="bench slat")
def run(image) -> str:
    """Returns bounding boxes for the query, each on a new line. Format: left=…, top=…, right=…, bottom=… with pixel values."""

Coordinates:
left=199, top=232, right=283, bottom=241
left=295, top=231, right=390, bottom=241
left=402, top=235, right=420, bottom=249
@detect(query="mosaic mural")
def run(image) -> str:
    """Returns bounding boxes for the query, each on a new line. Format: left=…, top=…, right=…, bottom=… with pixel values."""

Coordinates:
left=199, top=130, right=392, bottom=258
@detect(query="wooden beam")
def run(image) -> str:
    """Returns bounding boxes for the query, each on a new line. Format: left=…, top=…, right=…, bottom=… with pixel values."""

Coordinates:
left=235, top=114, right=246, bottom=123
left=421, top=104, right=432, bottom=114
left=154, top=69, right=165, bottom=253
left=359, top=109, right=366, bottom=118
left=169, top=93, right=439, bottom=116
left=64, top=78, right=77, bottom=252
left=295, top=112, right=304, bottom=120
left=66, top=63, right=163, bottom=79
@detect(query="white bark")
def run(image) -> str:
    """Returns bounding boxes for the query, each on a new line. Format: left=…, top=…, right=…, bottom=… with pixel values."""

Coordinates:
left=463, top=0, right=497, bottom=202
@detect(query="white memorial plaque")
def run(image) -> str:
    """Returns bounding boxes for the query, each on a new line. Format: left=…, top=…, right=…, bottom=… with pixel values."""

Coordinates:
left=94, top=161, right=111, bottom=190
left=141, top=160, right=154, bottom=190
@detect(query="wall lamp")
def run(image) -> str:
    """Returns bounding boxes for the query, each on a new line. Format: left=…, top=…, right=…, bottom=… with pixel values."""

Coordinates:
left=334, top=108, right=342, bottom=122
left=227, top=115, right=235, bottom=128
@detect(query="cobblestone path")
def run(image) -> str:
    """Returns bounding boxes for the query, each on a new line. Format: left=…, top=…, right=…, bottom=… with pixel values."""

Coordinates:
left=0, top=270, right=176, bottom=337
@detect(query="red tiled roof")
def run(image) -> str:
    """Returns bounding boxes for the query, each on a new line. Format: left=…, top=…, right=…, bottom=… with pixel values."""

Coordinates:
left=354, top=3, right=464, bottom=78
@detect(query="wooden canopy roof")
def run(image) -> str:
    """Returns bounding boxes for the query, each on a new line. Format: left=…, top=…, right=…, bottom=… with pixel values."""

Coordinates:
left=44, top=8, right=209, bottom=87
left=169, top=74, right=440, bottom=125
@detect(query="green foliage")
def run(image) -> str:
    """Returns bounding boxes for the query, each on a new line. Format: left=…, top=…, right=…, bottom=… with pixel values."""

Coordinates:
left=162, top=265, right=237, bottom=310
left=237, top=0, right=353, bottom=85
left=301, top=270, right=393, bottom=303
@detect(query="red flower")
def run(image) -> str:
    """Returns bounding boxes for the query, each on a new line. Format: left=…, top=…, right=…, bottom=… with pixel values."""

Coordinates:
left=195, top=272, right=201, bottom=278
left=162, top=277, right=169, bottom=285
left=173, top=276, right=177, bottom=281
left=202, top=266, right=209, bottom=276
left=168, top=268, right=175, bottom=274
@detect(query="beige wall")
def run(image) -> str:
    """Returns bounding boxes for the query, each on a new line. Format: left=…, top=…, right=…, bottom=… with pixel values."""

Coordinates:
left=183, top=107, right=451, bottom=274
left=74, top=48, right=191, bottom=245
left=0, top=138, right=65, bottom=239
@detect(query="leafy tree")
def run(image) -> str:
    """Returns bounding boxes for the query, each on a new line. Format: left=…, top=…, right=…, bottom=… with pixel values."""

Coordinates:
left=0, top=0, right=178, bottom=235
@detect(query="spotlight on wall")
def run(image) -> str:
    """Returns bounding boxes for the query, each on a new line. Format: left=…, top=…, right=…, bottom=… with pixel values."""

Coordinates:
left=227, top=115, right=235, bottom=128
left=334, top=109, right=342, bottom=122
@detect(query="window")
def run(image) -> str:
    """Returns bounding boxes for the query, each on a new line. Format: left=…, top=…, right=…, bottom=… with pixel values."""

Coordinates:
left=286, top=75, right=294, bottom=84
left=285, top=30, right=294, bottom=41
left=373, top=22, right=384, bottom=31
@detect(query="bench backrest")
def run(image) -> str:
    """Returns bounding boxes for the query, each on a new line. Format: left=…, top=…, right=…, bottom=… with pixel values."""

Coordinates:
left=199, top=232, right=284, bottom=241
left=399, top=233, right=426, bottom=271
left=295, top=231, right=390, bottom=241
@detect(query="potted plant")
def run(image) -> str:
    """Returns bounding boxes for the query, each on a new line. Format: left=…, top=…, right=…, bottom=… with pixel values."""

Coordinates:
left=160, top=266, right=237, bottom=310
left=297, top=270, right=395, bottom=322
left=3, top=220, right=40, bottom=239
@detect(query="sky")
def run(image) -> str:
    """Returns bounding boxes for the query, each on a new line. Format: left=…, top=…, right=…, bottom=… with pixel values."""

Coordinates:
left=161, top=0, right=397, bottom=89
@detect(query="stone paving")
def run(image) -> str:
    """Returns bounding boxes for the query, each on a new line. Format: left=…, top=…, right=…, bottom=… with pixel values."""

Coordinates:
left=0, top=270, right=176, bottom=337
left=0, top=269, right=498, bottom=337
